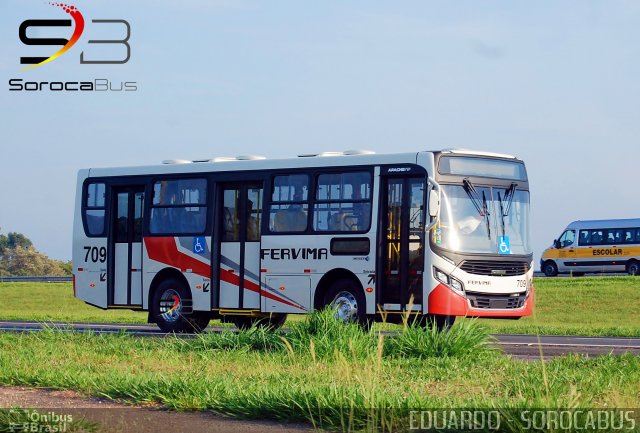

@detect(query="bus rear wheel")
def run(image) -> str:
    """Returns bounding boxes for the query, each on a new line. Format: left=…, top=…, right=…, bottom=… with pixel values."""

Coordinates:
left=151, top=278, right=210, bottom=333
left=628, top=260, right=640, bottom=276
left=542, top=261, right=558, bottom=277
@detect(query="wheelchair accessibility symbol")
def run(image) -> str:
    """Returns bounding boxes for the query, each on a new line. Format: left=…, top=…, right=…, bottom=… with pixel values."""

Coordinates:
left=498, top=236, right=511, bottom=255
left=193, top=236, right=206, bottom=254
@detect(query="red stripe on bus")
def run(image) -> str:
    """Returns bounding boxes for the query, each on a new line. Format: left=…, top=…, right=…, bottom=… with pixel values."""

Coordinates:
left=145, top=237, right=304, bottom=311
left=145, top=237, right=210, bottom=278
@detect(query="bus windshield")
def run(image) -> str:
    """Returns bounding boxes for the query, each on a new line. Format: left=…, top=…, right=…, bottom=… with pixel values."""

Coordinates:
left=434, top=184, right=531, bottom=255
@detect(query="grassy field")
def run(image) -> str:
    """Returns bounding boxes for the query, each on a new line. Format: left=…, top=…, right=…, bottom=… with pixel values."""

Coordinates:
left=0, top=313, right=638, bottom=432
left=0, top=282, right=145, bottom=324
left=1, top=276, right=639, bottom=336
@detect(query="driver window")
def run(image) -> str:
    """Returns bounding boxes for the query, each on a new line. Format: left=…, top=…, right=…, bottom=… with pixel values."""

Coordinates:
left=558, top=230, right=575, bottom=248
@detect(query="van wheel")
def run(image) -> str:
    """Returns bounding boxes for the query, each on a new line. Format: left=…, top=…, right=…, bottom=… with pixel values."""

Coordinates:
left=323, top=279, right=368, bottom=328
left=151, top=278, right=209, bottom=333
left=542, top=261, right=558, bottom=277
left=628, top=260, right=640, bottom=276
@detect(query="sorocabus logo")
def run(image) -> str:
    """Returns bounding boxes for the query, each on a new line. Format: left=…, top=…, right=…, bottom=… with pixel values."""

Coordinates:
left=10, top=2, right=136, bottom=92
left=19, top=2, right=131, bottom=68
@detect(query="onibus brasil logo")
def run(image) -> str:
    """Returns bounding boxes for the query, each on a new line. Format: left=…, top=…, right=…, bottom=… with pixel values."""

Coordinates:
left=10, top=2, right=137, bottom=92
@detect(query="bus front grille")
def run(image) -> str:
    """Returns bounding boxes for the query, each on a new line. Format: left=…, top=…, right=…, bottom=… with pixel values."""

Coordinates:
left=459, top=260, right=529, bottom=276
left=466, top=293, right=526, bottom=309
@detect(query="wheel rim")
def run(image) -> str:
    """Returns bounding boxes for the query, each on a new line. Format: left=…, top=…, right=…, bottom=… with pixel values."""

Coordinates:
left=159, top=289, right=182, bottom=323
left=631, top=263, right=639, bottom=275
left=545, top=264, right=556, bottom=275
left=331, top=291, right=358, bottom=322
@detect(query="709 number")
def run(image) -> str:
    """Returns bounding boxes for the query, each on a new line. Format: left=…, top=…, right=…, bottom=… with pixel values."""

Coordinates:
left=84, top=246, right=107, bottom=263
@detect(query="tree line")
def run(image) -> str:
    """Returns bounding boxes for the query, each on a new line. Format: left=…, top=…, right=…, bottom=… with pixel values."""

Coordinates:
left=0, top=231, right=71, bottom=276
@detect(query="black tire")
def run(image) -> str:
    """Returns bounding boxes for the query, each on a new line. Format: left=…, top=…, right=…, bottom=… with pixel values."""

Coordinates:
left=421, top=314, right=455, bottom=331
left=542, top=260, right=558, bottom=277
left=151, top=278, right=210, bottom=333
left=227, top=313, right=288, bottom=330
left=628, top=260, right=640, bottom=276
left=323, top=279, right=368, bottom=328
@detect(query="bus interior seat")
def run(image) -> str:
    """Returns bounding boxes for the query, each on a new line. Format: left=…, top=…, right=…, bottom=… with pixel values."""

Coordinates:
left=329, top=211, right=359, bottom=231
left=274, top=208, right=307, bottom=232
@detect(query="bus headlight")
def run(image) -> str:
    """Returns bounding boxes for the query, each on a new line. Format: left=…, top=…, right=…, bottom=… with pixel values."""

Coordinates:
left=434, top=268, right=449, bottom=284
left=433, top=267, right=465, bottom=294
left=450, top=278, right=464, bottom=292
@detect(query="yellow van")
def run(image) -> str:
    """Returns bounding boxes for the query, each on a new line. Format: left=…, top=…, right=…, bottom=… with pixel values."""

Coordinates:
left=540, top=219, right=640, bottom=276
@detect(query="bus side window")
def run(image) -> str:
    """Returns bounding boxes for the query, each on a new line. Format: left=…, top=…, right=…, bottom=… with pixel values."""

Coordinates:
left=590, top=230, right=603, bottom=245
left=85, top=182, right=106, bottom=236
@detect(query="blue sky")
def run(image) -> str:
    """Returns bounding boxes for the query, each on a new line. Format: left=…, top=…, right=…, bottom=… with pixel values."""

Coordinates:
left=1, top=0, right=638, bottom=261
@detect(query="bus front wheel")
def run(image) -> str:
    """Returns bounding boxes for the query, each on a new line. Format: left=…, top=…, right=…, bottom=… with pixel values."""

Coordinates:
left=421, top=314, right=455, bottom=331
left=151, top=278, right=210, bottom=333
left=323, top=279, right=368, bottom=328
left=542, top=261, right=558, bottom=277
left=628, top=260, right=640, bottom=276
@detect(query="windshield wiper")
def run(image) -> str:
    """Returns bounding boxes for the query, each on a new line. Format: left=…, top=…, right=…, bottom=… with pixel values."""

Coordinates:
left=462, top=179, right=491, bottom=239
left=498, top=183, right=517, bottom=237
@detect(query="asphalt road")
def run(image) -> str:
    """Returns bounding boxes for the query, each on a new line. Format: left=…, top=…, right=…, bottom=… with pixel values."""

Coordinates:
left=1, top=320, right=639, bottom=359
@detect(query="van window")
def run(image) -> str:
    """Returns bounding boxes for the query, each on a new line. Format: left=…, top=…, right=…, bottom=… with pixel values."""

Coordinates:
left=606, top=229, right=624, bottom=245
left=578, top=230, right=590, bottom=246
left=589, top=229, right=604, bottom=245
left=558, top=230, right=575, bottom=248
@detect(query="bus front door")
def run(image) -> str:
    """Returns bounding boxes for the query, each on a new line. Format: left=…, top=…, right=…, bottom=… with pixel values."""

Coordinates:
left=217, top=183, right=263, bottom=310
left=378, top=176, right=426, bottom=312
left=109, top=187, right=144, bottom=307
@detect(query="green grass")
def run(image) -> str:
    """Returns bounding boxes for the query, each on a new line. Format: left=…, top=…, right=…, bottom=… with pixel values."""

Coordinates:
left=0, top=313, right=638, bottom=432
left=0, top=282, right=145, bottom=324
left=1, top=277, right=639, bottom=336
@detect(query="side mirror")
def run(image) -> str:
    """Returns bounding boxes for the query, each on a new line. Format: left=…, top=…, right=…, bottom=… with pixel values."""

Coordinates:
left=429, top=189, right=440, bottom=217
left=554, top=239, right=560, bottom=249
left=425, top=177, right=441, bottom=232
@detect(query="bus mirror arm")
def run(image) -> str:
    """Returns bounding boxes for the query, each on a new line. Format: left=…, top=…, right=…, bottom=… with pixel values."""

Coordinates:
left=554, top=239, right=560, bottom=249
left=425, top=177, right=441, bottom=232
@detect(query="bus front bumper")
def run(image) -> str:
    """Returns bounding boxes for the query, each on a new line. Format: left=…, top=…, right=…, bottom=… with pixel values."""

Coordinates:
left=427, top=283, right=534, bottom=318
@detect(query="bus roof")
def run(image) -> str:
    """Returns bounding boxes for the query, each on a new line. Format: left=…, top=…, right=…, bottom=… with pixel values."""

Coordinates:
left=84, top=149, right=523, bottom=178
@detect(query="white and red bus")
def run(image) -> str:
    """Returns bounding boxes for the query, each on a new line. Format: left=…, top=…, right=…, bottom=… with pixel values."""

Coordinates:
left=73, top=149, right=534, bottom=332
